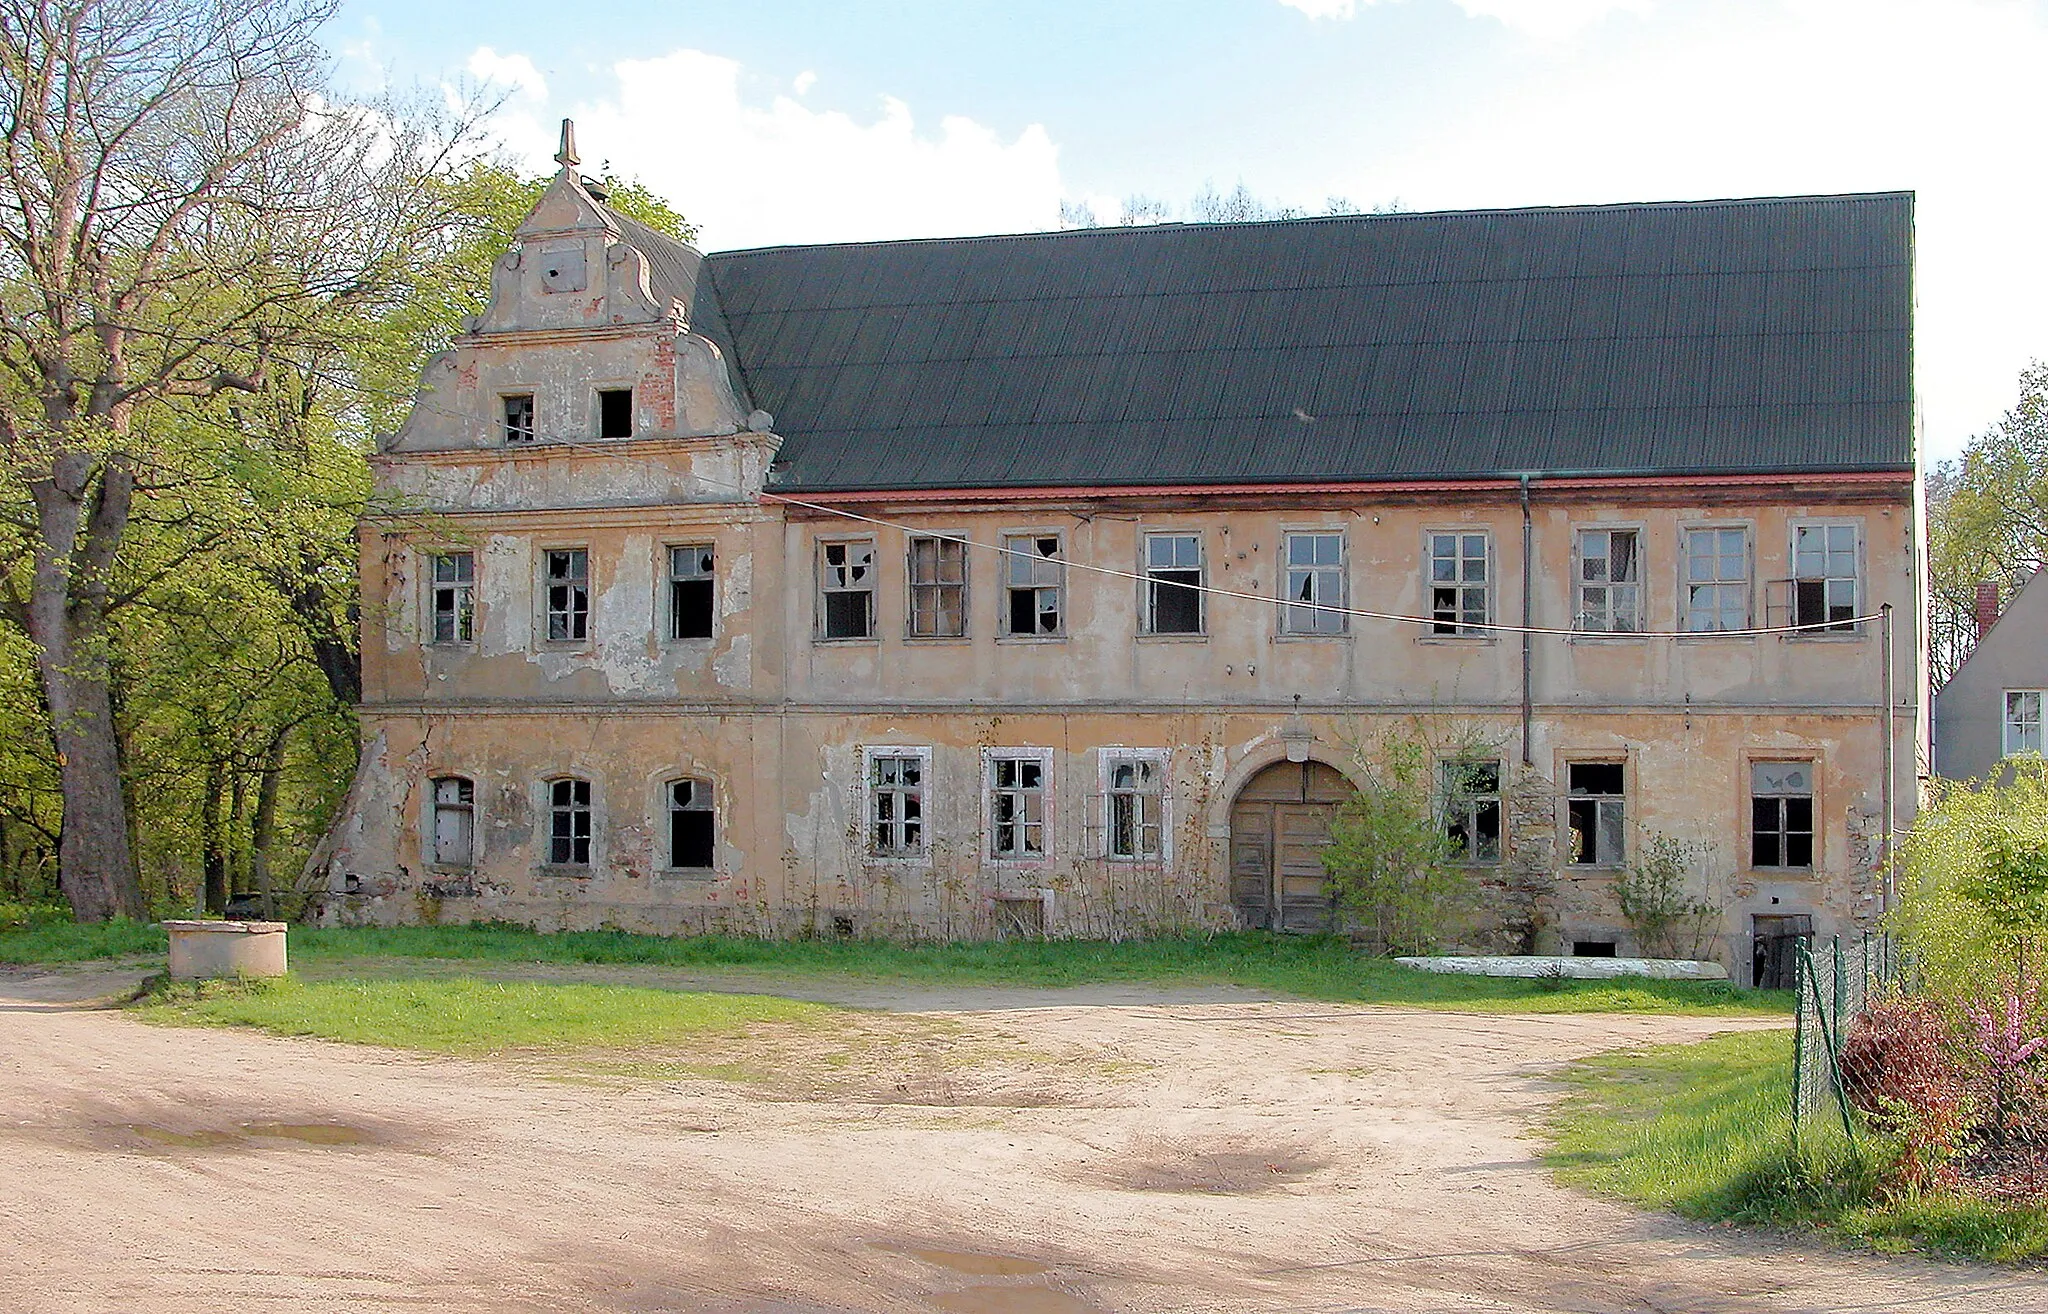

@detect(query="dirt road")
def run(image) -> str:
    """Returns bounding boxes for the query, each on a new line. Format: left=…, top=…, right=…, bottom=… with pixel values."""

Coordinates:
left=2, top=964, right=2037, bottom=1313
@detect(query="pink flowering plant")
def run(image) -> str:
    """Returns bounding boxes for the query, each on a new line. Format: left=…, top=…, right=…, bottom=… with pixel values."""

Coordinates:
left=1965, top=977, right=2048, bottom=1151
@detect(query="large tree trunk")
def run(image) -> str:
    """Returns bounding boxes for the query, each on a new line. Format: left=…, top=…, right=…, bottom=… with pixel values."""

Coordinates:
left=201, top=754, right=228, bottom=916
left=40, top=652, right=144, bottom=921
left=26, top=461, right=146, bottom=922
left=250, top=731, right=287, bottom=920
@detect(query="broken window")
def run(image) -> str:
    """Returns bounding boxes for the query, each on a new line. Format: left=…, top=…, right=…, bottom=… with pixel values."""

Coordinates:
left=988, top=753, right=1048, bottom=860
left=547, top=777, right=592, bottom=866
left=666, top=778, right=715, bottom=870
left=2007, top=691, right=2046, bottom=757
left=668, top=544, right=715, bottom=640
left=1440, top=759, right=1502, bottom=864
left=1576, top=529, right=1641, bottom=632
left=1144, top=533, right=1203, bottom=634
left=1683, top=526, right=1749, bottom=632
left=1792, top=523, right=1859, bottom=631
left=598, top=388, right=633, bottom=439
left=1104, top=751, right=1165, bottom=860
left=868, top=752, right=926, bottom=858
left=1429, top=532, right=1490, bottom=634
left=1003, top=534, right=1063, bottom=636
left=1750, top=761, right=1814, bottom=869
left=908, top=535, right=968, bottom=638
left=819, top=540, right=876, bottom=639
left=1566, top=762, right=1625, bottom=866
left=502, top=394, right=535, bottom=444
left=1282, top=532, right=1345, bottom=635
left=545, top=549, right=589, bottom=642
left=430, top=776, right=474, bottom=866
left=428, top=552, right=474, bottom=644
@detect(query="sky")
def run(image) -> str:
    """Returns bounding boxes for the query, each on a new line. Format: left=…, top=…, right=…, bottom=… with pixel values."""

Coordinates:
left=331, top=0, right=2048, bottom=468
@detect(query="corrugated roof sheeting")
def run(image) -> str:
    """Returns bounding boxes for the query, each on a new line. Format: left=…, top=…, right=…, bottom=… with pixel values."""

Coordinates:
left=688, top=193, right=1912, bottom=490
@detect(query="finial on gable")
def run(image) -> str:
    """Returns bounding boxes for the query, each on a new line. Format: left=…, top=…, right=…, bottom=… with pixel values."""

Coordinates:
left=555, top=118, right=581, bottom=169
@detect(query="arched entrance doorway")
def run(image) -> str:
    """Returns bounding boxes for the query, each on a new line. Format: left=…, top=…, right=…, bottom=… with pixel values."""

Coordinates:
left=1229, top=759, right=1355, bottom=932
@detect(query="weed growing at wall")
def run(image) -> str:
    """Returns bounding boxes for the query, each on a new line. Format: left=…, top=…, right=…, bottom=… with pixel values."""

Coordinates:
left=1614, top=833, right=1722, bottom=960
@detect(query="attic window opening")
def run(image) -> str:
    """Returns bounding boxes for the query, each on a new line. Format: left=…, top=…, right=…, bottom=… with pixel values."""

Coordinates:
left=598, top=388, right=633, bottom=439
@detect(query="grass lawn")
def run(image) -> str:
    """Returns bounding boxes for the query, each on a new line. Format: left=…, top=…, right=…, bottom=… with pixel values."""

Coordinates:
left=2, top=919, right=1787, bottom=1014
left=1545, top=1029, right=2048, bottom=1263
left=135, top=976, right=835, bottom=1057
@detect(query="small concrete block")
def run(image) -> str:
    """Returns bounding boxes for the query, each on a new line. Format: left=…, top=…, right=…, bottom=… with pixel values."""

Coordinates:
left=162, top=920, right=289, bottom=979
left=1394, top=954, right=1728, bottom=981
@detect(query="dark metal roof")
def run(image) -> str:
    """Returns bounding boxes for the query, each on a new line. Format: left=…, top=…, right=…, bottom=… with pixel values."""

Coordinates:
left=689, top=193, right=1913, bottom=491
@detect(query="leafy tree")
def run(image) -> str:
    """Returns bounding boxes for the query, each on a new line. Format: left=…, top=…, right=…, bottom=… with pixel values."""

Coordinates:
left=1613, top=832, right=1721, bottom=960
left=1894, top=760, right=2048, bottom=991
left=1927, top=363, right=2048, bottom=686
left=1320, top=724, right=1486, bottom=955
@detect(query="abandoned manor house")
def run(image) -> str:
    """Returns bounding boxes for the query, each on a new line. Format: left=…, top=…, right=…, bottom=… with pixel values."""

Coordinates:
left=321, top=133, right=1922, bottom=985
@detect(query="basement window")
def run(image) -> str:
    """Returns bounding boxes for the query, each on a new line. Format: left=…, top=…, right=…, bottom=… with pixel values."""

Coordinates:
left=666, top=778, right=715, bottom=871
left=1573, top=941, right=1617, bottom=958
left=598, top=388, right=633, bottom=439
left=668, top=545, right=715, bottom=640
left=1004, top=534, right=1063, bottom=636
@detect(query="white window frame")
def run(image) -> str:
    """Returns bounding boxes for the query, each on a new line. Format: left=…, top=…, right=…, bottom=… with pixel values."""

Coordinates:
left=666, top=543, right=716, bottom=642
left=1280, top=529, right=1347, bottom=635
left=1573, top=526, right=1643, bottom=634
left=1426, top=529, right=1492, bottom=636
left=1142, top=531, right=1205, bottom=635
left=1001, top=531, right=1066, bottom=638
left=1788, top=520, right=1863, bottom=633
left=2006, top=690, right=2046, bottom=758
left=983, top=747, right=1053, bottom=863
left=425, top=550, right=475, bottom=646
left=1098, top=748, right=1170, bottom=863
left=1681, top=524, right=1752, bottom=633
left=861, top=745, right=933, bottom=864
left=817, top=538, right=878, bottom=641
left=427, top=774, right=476, bottom=868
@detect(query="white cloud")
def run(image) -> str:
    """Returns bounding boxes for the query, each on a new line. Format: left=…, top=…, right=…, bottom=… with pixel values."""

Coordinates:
left=1278, top=0, right=1652, bottom=36
left=475, top=46, right=1063, bottom=250
left=1453, top=0, right=1655, bottom=39
left=793, top=69, right=817, bottom=96
left=467, top=47, right=548, bottom=102
left=1278, top=0, right=1371, bottom=17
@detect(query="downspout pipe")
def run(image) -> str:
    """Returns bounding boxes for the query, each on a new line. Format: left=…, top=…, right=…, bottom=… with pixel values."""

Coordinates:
left=1520, top=474, right=1535, bottom=767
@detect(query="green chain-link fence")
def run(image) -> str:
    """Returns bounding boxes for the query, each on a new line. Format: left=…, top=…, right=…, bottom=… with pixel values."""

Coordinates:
left=1791, top=933, right=1900, bottom=1155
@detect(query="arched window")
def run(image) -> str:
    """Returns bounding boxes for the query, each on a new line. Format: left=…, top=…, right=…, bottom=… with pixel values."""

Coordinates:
left=666, top=778, right=714, bottom=870
left=547, top=777, right=593, bottom=866
left=430, top=776, right=474, bottom=866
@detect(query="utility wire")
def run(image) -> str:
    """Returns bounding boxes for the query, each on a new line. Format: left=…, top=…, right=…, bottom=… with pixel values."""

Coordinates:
left=381, top=400, right=1888, bottom=641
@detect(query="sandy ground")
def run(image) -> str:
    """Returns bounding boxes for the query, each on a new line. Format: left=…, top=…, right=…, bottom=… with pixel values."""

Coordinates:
left=2, top=962, right=2041, bottom=1313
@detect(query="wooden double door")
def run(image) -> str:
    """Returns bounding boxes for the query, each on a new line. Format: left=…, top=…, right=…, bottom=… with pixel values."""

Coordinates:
left=1229, top=760, right=1354, bottom=932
